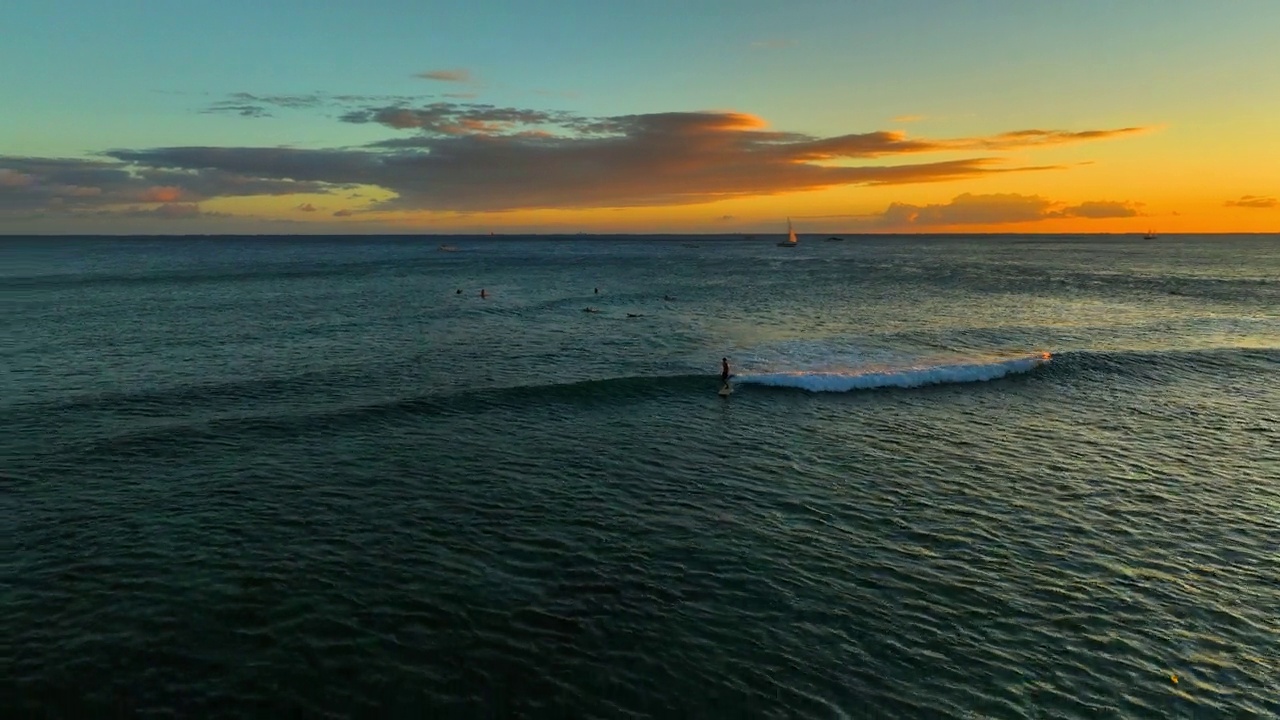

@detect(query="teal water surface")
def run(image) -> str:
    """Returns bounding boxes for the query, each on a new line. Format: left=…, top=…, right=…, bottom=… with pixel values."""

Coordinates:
left=3, top=234, right=1278, bottom=717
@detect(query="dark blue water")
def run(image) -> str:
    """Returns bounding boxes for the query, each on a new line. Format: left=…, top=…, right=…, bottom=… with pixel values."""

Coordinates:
left=3, top=234, right=1278, bottom=717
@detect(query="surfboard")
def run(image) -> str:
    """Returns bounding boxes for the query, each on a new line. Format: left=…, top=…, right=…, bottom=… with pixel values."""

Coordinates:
left=718, top=384, right=733, bottom=397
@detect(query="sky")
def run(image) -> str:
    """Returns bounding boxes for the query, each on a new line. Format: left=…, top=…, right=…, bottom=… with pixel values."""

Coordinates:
left=2, top=0, right=1278, bottom=234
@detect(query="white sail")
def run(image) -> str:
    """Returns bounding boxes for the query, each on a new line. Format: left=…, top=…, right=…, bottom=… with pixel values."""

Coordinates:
left=778, top=217, right=798, bottom=246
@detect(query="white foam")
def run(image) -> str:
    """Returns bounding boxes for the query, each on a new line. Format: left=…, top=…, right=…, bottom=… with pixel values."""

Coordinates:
left=737, top=354, right=1050, bottom=392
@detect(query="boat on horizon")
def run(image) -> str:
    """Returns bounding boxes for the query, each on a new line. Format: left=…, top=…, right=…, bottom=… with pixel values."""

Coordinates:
left=1143, top=229, right=1157, bottom=239
left=777, top=218, right=798, bottom=247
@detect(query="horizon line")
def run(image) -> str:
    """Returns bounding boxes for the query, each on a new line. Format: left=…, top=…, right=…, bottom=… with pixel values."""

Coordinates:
left=1, top=231, right=1275, bottom=239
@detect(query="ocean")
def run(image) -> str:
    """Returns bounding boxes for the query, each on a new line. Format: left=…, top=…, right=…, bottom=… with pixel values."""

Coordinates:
left=3, top=234, right=1277, bottom=717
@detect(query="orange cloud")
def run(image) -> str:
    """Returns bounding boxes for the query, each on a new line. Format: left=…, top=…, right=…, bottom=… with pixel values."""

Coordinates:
left=140, top=186, right=184, bottom=202
left=0, top=169, right=35, bottom=187
left=1062, top=200, right=1140, bottom=219
left=930, top=127, right=1152, bottom=151
left=873, top=193, right=1140, bottom=227
left=6, top=105, right=1149, bottom=217
left=1225, top=195, right=1277, bottom=208
left=416, top=68, right=473, bottom=83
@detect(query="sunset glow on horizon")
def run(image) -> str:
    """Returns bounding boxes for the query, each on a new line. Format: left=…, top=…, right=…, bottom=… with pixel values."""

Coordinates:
left=3, top=0, right=1277, bottom=235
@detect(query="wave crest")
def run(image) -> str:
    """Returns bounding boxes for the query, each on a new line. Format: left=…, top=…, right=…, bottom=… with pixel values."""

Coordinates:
left=736, top=353, right=1051, bottom=392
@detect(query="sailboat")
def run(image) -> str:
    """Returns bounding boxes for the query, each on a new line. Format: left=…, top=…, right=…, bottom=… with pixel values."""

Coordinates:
left=777, top=218, right=798, bottom=247
left=1143, top=229, right=1157, bottom=240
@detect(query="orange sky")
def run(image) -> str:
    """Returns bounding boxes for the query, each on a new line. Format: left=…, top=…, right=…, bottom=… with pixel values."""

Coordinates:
left=2, top=2, right=1277, bottom=234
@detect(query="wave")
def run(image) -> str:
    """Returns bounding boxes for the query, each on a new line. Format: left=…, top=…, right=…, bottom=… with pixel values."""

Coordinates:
left=10, top=347, right=1275, bottom=460
left=736, top=353, right=1052, bottom=392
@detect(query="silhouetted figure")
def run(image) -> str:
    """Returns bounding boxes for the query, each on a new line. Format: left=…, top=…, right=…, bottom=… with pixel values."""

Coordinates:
left=721, top=358, right=730, bottom=383
left=456, top=289, right=462, bottom=294
left=480, top=289, right=487, bottom=298
left=594, top=287, right=599, bottom=294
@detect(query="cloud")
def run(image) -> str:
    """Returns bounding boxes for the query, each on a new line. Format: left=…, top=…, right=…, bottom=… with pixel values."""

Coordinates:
left=416, top=68, right=472, bottom=83
left=333, top=209, right=354, bottom=217
left=111, top=112, right=1070, bottom=212
left=340, top=103, right=579, bottom=135
left=296, top=202, right=318, bottom=212
left=715, top=214, right=735, bottom=221
left=140, top=186, right=186, bottom=203
left=1225, top=195, right=1277, bottom=208
left=122, top=203, right=204, bottom=219
left=873, top=193, right=1140, bottom=227
left=4, top=105, right=1151, bottom=217
left=202, top=92, right=422, bottom=117
left=0, top=169, right=36, bottom=187
left=1062, top=200, right=1139, bottom=218
left=972, top=127, right=1149, bottom=149
left=0, top=155, right=337, bottom=214
left=893, top=114, right=925, bottom=123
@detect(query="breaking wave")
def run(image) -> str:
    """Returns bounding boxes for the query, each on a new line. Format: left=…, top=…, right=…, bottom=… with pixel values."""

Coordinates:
left=736, top=353, right=1052, bottom=392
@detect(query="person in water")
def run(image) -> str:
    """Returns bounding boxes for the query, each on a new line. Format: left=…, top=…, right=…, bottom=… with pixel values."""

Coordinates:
left=480, top=289, right=487, bottom=298
left=721, top=357, right=730, bottom=384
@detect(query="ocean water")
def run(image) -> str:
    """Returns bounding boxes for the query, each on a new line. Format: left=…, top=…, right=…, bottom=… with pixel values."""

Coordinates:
left=3, top=234, right=1277, bottom=718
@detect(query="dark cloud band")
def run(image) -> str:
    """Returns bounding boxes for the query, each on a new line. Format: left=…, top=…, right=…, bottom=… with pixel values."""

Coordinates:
left=2, top=105, right=1151, bottom=217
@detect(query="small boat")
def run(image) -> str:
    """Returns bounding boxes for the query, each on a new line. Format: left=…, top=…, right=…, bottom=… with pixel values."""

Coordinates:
left=777, top=218, right=798, bottom=247
left=1143, top=229, right=1157, bottom=240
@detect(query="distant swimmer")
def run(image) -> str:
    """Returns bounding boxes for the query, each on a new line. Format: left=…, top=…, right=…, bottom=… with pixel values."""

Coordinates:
left=663, top=294, right=674, bottom=301
left=456, top=289, right=462, bottom=294
left=626, top=312, right=643, bottom=318
left=583, top=307, right=599, bottom=313
left=480, top=289, right=488, bottom=298
left=594, top=287, right=599, bottom=294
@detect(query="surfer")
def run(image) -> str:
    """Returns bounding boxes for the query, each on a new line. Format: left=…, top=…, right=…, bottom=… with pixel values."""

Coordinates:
left=480, top=289, right=487, bottom=298
left=718, top=357, right=733, bottom=397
